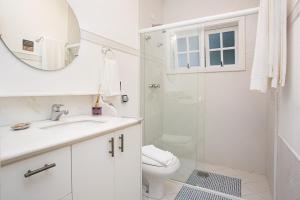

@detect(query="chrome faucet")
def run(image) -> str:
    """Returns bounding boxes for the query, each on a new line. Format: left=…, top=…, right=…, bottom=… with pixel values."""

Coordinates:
left=51, top=104, right=69, bottom=121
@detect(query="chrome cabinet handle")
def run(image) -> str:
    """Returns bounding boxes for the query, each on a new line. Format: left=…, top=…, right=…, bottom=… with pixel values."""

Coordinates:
left=109, top=137, right=115, bottom=157
left=24, top=163, right=56, bottom=178
left=119, top=134, right=124, bottom=152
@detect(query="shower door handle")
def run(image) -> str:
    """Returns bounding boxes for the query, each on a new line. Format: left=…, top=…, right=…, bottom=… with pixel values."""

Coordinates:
left=148, top=84, right=160, bottom=88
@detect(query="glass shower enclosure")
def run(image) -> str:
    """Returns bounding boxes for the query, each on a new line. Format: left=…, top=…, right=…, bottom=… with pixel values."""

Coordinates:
left=140, top=9, right=262, bottom=200
left=140, top=28, right=206, bottom=183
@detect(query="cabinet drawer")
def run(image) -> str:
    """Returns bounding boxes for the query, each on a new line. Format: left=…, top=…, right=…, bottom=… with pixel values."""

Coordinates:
left=1, top=147, right=72, bottom=200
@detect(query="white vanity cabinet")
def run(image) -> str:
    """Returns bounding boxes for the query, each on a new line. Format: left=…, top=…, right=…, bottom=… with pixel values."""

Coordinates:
left=0, top=147, right=72, bottom=200
left=72, top=125, right=141, bottom=200
left=0, top=119, right=142, bottom=200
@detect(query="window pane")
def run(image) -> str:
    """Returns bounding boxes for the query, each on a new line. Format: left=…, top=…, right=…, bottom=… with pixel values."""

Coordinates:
left=189, top=52, right=200, bottom=66
left=189, top=36, right=199, bottom=51
left=177, top=38, right=187, bottom=52
left=209, top=33, right=220, bottom=49
left=209, top=51, right=221, bottom=66
left=223, top=31, right=235, bottom=47
left=223, top=49, right=235, bottom=65
left=178, top=53, right=188, bottom=67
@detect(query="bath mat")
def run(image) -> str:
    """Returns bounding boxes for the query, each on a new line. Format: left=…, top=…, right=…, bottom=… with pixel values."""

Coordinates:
left=175, top=186, right=232, bottom=200
left=185, top=170, right=241, bottom=197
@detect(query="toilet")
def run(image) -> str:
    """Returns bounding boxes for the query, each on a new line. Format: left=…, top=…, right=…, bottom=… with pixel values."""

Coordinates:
left=142, top=146, right=180, bottom=199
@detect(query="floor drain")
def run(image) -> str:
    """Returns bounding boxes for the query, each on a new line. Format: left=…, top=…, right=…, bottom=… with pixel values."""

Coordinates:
left=197, top=171, right=210, bottom=178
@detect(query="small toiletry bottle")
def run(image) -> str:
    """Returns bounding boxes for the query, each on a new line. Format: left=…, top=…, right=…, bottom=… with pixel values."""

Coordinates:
left=92, top=95, right=102, bottom=115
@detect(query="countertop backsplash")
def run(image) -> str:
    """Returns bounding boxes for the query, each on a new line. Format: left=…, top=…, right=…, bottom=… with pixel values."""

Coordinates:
left=0, top=96, right=93, bottom=127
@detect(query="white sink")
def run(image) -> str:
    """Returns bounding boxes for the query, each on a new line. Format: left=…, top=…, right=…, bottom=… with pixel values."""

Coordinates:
left=40, top=120, right=106, bottom=131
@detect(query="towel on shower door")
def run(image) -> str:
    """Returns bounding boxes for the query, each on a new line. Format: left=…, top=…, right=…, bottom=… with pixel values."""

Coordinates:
left=100, top=56, right=121, bottom=97
left=142, top=145, right=174, bottom=167
left=41, top=38, right=65, bottom=70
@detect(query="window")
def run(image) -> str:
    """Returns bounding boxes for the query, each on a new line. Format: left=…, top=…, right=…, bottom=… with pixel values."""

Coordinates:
left=206, top=27, right=237, bottom=67
left=176, top=35, right=200, bottom=68
left=170, top=17, right=245, bottom=73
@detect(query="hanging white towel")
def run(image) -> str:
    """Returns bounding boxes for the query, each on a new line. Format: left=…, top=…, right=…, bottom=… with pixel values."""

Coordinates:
left=142, top=145, right=174, bottom=167
left=41, top=38, right=65, bottom=70
left=100, top=54, right=121, bottom=97
left=250, top=0, right=287, bottom=93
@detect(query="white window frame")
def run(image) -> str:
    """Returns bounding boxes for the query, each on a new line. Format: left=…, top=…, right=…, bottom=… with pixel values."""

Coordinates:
left=176, top=35, right=201, bottom=68
left=167, top=16, right=245, bottom=74
left=172, top=28, right=205, bottom=73
left=205, top=26, right=238, bottom=70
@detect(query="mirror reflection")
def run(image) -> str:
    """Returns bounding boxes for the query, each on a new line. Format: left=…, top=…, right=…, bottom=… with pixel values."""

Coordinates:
left=0, top=0, right=81, bottom=71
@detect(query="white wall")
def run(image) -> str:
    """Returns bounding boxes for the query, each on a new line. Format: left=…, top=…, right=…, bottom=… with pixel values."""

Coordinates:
left=266, top=90, right=277, bottom=196
left=70, top=0, right=139, bottom=49
left=0, top=0, right=139, bottom=97
left=276, top=0, right=300, bottom=198
left=68, top=6, right=81, bottom=44
left=203, top=16, right=266, bottom=174
left=162, top=0, right=259, bottom=24
left=0, top=0, right=69, bottom=54
left=276, top=138, right=300, bottom=200
left=279, top=4, right=300, bottom=159
left=139, top=0, right=260, bottom=29
left=0, top=0, right=140, bottom=125
left=139, top=0, right=164, bottom=28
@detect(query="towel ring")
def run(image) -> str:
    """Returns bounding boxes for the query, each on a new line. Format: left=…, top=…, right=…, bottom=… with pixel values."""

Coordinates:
left=35, top=36, right=44, bottom=43
left=102, top=47, right=115, bottom=58
left=102, top=47, right=113, bottom=54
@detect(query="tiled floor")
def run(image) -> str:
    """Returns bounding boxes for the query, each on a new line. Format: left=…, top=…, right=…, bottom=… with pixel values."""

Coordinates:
left=197, top=163, right=273, bottom=200
left=143, top=162, right=273, bottom=200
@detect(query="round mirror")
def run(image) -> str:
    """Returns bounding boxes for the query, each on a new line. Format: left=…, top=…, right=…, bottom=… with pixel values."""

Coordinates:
left=0, top=0, right=81, bottom=71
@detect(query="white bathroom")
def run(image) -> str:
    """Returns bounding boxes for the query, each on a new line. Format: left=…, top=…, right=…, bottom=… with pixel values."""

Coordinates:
left=0, top=0, right=299, bottom=200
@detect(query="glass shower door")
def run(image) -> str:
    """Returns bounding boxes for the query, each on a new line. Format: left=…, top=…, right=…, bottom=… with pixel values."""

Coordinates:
left=141, top=30, right=204, bottom=183
left=162, top=73, right=201, bottom=182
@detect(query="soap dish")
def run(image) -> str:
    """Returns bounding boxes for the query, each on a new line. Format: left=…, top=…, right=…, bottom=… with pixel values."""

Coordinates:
left=11, top=123, right=31, bottom=131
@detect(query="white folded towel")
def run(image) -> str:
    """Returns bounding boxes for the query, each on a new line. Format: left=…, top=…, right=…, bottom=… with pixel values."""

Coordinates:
left=142, top=145, right=174, bottom=167
left=142, top=155, right=164, bottom=167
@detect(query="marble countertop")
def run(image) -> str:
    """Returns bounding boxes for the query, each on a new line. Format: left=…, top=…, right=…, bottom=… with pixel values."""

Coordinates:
left=0, top=115, right=142, bottom=166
